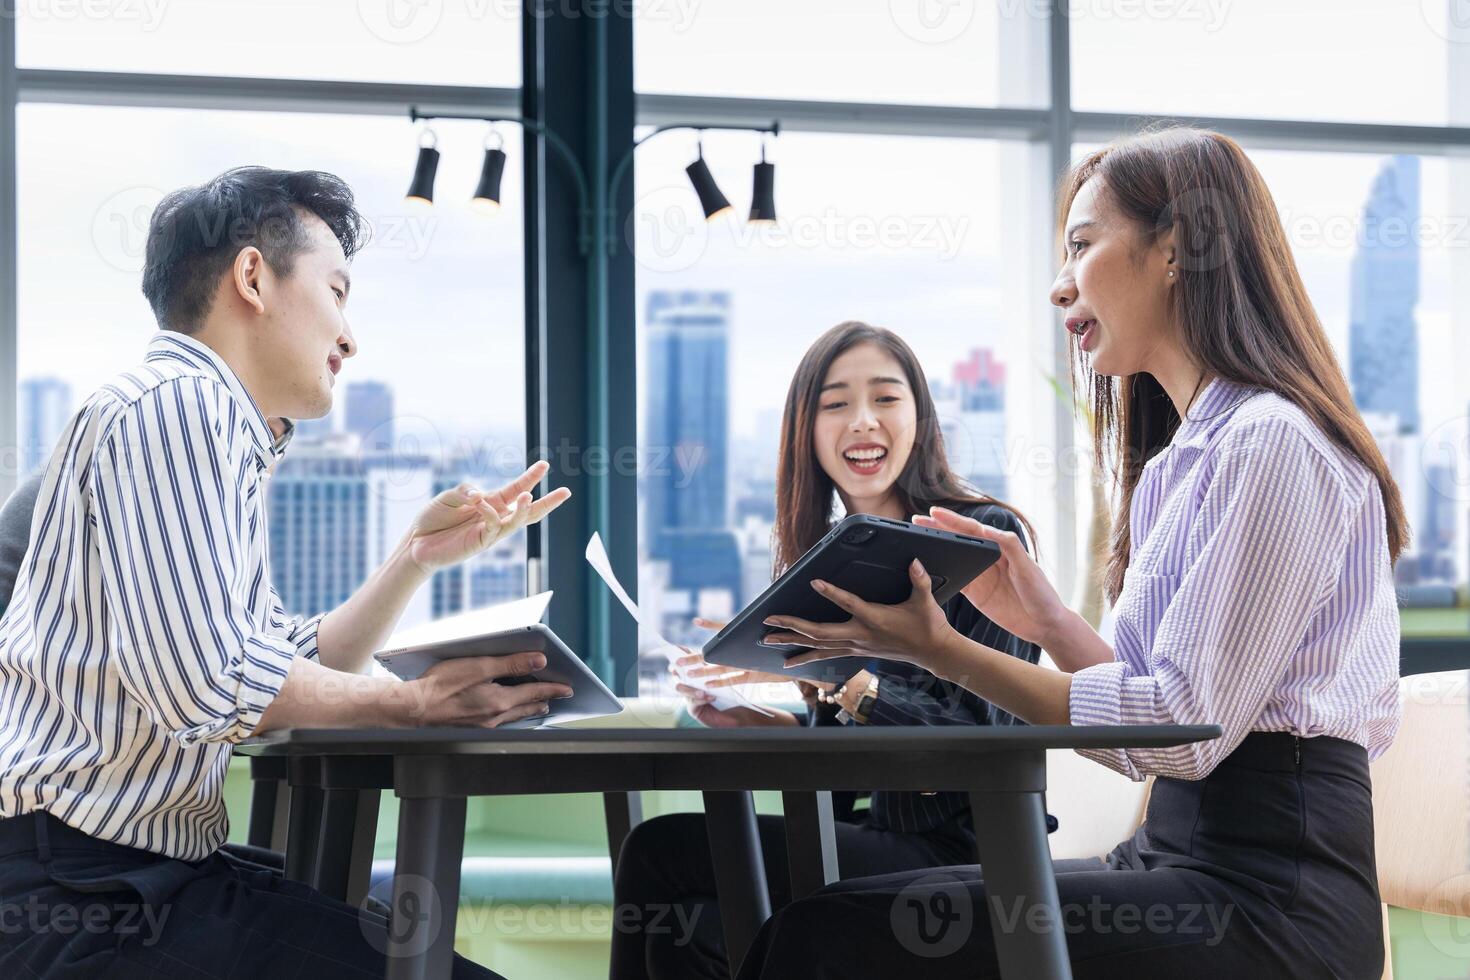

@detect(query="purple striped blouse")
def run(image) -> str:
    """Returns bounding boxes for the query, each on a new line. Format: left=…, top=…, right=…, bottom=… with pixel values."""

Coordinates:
left=1068, top=378, right=1402, bottom=781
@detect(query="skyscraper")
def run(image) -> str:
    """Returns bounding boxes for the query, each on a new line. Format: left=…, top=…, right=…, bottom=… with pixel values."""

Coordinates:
left=345, top=380, right=395, bottom=452
left=644, top=291, right=731, bottom=553
left=1349, top=155, right=1420, bottom=434
left=642, top=290, right=742, bottom=639
left=19, top=377, right=72, bottom=474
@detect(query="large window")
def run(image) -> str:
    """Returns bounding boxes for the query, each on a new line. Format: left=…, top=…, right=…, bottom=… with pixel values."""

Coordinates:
left=635, top=0, right=1047, bottom=107
left=1246, top=149, right=1470, bottom=629
left=1071, top=0, right=1467, bottom=126
left=631, top=128, right=1058, bottom=689
left=16, top=105, right=527, bottom=631
left=15, top=0, right=520, bottom=86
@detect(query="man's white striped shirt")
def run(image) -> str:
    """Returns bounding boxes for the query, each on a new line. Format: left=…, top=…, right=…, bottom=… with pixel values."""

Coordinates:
left=0, top=332, right=320, bottom=860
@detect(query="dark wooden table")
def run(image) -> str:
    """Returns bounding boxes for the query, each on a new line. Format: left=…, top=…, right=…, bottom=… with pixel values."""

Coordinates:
left=238, top=724, right=1219, bottom=980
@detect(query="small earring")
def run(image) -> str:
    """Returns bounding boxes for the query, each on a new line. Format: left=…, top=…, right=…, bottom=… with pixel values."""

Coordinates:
left=1168, top=270, right=1175, bottom=278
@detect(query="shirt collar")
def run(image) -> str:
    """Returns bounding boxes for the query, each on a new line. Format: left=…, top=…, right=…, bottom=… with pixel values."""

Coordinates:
left=1172, top=376, right=1258, bottom=447
left=144, top=331, right=275, bottom=469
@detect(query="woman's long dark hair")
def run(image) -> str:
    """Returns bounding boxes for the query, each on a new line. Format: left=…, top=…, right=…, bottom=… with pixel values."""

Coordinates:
left=772, top=321, right=1035, bottom=575
left=1060, top=127, right=1409, bottom=601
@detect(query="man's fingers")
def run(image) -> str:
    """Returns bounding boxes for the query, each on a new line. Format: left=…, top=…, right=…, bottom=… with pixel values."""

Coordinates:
left=524, top=487, right=572, bottom=523
left=675, top=683, right=714, bottom=702
left=484, top=700, right=552, bottom=728
left=492, top=681, right=574, bottom=708
left=477, top=651, right=548, bottom=679
left=692, top=617, right=728, bottom=632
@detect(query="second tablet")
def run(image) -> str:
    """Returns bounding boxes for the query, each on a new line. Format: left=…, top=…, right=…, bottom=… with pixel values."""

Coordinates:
left=702, top=514, right=1002, bottom=685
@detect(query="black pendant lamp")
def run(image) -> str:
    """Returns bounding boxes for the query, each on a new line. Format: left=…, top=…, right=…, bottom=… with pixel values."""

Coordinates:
left=685, top=139, right=731, bottom=220
left=405, top=129, right=440, bottom=206
left=472, top=129, right=507, bottom=212
left=749, top=140, right=776, bottom=223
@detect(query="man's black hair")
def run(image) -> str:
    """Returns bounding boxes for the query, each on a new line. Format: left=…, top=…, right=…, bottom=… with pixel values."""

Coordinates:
left=141, top=167, right=367, bottom=333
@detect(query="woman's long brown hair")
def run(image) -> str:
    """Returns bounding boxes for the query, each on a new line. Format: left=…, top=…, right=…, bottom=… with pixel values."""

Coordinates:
left=1060, top=127, right=1409, bottom=601
left=772, top=321, right=1035, bottom=575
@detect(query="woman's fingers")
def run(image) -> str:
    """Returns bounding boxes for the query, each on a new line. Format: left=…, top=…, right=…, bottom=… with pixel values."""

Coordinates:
left=675, top=682, right=715, bottom=702
left=781, top=649, right=845, bottom=668
left=923, top=506, right=984, bottom=536
left=763, top=631, right=851, bottom=649
left=762, top=615, right=842, bottom=640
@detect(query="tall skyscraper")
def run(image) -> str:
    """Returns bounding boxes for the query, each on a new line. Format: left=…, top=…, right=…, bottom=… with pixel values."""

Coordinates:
left=644, top=291, right=731, bottom=551
left=1349, top=155, right=1420, bottom=434
left=345, top=380, right=395, bottom=452
left=642, top=290, right=742, bottom=639
left=19, top=377, right=72, bottom=474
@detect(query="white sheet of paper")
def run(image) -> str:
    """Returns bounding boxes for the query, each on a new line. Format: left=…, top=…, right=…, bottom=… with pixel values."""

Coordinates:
left=381, top=591, right=554, bottom=652
left=585, top=533, right=773, bottom=716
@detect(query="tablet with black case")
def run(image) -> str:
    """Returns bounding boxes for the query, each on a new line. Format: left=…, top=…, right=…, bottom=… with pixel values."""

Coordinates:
left=374, top=624, right=623, bottom=729
left=701, top=514, right=1002, bottom=685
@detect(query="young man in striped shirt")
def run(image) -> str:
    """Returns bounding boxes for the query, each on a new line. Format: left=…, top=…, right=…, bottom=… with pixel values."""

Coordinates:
left=0, top=167, right=570, bottom=978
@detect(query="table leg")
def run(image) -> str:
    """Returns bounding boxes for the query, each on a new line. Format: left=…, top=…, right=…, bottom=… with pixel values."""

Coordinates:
left=315, top=788, right=380, bottom=903
left=603, top=791, right=643, bottom=874
left=703, top=790, right=772, bottom=977
left=969, top=788, right=1071, bottom=980
left=780, top=790, right=838, bottom=899
left=385, top=796, right=466, bottom=980
left=284, top=785, right=323, bottom=883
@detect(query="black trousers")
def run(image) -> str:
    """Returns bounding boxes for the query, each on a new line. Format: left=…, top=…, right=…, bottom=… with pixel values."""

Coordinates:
left=736, top=733, right=1384, bottom=980
left=0, top=810, right=502, bottom=979
left=610, top=810, right=978, bottom=980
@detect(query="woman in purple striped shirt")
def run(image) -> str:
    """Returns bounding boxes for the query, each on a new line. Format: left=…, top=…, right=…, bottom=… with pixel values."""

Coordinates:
left=737, top=127, right=1406, bottom=979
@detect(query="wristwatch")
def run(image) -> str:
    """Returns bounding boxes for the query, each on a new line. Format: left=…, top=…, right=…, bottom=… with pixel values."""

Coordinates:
left=835, top=672, right=880, bottom=725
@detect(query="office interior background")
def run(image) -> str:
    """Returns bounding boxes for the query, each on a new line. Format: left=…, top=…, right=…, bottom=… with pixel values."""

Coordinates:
left=2, top=1, right=1469, bottom=975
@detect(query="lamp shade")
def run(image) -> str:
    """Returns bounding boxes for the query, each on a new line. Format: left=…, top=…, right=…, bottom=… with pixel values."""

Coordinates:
left=405, top=145, right=440, bottom=205
left=686, top=155, right=731, bottom=220
left=748, top=160, right=776, bottom=223
left=472, top=147, right=507, bottom=210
